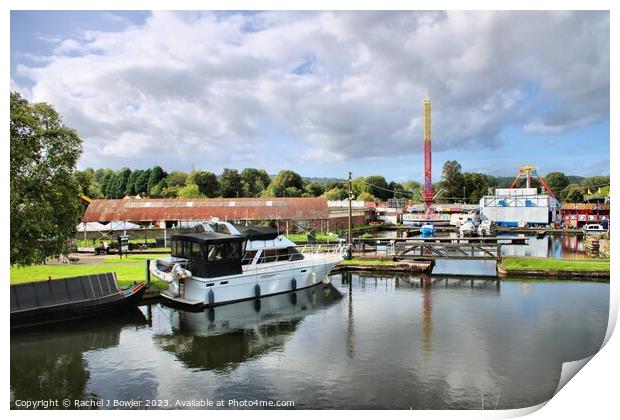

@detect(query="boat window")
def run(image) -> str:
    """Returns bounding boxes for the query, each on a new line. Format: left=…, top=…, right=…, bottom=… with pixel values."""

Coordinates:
left=208, top=244, right=224, bottom=261
left=260, top=249, right=279, bottom=263
left=191, top=242, right=202, bottom=259
left=258, top=247, right=304, bottom=263
left=242, top=250, right=257, bottom=265
left=224, top=242, right=241, bottom=260
left=288, top=247, right=304, bottom=261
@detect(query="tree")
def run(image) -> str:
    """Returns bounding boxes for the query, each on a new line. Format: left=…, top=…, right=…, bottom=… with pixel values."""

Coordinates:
left=263, top=169, right=304, bottom=197
left=75, top=168, right=102, bottom=198
left=351, top=176, right=369, bottom=197
left=544, top=172, right=569, bottom=197
left=10, top=92, right=83, bottom=266
left=241, top=168, right=271, bottom=197
left=110, top=168, right=131, bottom=198
left=189, top=170, right=220, bottom=198
left=161, top=170, right=188, bottom=198
left=304, top=181, right=325, bottom=197
left=177, top=184, right=206, bottom=198
left=124, top=169, right=141, bottom=196
left=388, top=181, right=406, bottom=198
left=440, top=160, right=464, bottom=201
left=323, top=187, right=347, bottom=200
left=357, top=191, right=379, bottom=202
left=562, top=184, right=585, bottom=202
left=148, top=165, right=167, bottom=194
left=134, top=168, right=151, bottom=196
left=365, top=175, right=389, bottom=200
left=580, top=175, right=610, bottom=190
left=219, top=168, right=242, bottom=197
left=462, top=172, right=493, bottom=203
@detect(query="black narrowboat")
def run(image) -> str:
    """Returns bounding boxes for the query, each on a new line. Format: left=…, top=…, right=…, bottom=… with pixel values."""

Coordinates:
left=10, top=272, right=147, bottom=330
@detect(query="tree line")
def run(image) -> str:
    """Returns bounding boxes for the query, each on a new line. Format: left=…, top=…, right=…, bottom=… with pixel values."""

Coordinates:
left=76, top=162, right=609, bottom=204
left=75, top=166, right=425, bottom=201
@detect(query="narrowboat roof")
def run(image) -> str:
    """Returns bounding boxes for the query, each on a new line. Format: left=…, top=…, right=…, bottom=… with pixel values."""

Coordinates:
left=171, top=232, right=245, bottom=243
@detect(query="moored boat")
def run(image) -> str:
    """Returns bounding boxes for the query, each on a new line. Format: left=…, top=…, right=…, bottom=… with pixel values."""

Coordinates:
left=150, top=220, right=344, bottom=308
left=10, top=273, right=147, bottom=330
left=420, top=223, right=435, bottom=236
left=477, top=220, right=498, bottom=237
left=582, top=223, right=607, bottom=235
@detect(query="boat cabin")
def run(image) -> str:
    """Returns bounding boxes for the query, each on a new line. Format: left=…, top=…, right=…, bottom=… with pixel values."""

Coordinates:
left=171, top=232, right=246, bottom=278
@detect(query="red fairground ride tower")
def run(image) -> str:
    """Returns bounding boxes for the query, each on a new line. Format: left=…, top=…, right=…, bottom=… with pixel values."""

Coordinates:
left=423, top=89, right=433, bottom=215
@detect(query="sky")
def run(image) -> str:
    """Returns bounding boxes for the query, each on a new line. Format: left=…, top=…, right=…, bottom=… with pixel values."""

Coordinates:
left=10, top=10, right=610, bottom=182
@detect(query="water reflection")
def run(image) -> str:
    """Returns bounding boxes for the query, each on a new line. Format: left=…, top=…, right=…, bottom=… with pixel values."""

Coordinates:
left=10, top=275, right=608, bottom=410
left=10, top=310, right=148, bottom=408
left=153, top=285, right=343, bottom=371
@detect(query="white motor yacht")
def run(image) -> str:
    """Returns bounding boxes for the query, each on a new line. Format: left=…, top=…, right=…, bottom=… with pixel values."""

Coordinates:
left=150, top=221, right=344, bottom=308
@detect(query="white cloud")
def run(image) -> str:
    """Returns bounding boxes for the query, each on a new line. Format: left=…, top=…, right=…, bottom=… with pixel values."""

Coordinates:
left=14, top=11, right=609, bottom=171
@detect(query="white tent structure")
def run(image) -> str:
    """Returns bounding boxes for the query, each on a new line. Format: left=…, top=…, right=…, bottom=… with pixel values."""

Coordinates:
left=77, top=221, right=141, bottom=232
left=107, top=220, right=141, bottom=231
left=76, top=222, right=107, bottom=232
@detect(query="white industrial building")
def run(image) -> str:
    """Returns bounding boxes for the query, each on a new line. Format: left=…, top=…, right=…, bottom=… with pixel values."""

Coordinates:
left=479, top=188, right=559, bottom=227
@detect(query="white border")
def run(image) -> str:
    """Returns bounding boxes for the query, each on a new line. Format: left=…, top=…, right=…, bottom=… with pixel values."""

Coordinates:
left=3, top=1, right=616, bottom=419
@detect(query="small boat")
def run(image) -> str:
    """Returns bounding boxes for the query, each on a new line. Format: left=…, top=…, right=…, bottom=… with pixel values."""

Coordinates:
left=459, top=220, right=477, bottom=237
left=477, top=220, right=498, bottom=237
left=582, top=224, right=607, bottom=235
left=420, top=223, right=435, bottom=235
left=11, top=272, right=147, bottom=330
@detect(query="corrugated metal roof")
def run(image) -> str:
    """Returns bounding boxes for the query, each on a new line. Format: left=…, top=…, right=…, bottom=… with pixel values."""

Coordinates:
left=82, top=198, right=329, bottom=222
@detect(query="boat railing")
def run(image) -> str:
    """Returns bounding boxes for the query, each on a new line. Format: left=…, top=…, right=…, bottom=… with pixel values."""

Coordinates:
left=300, top=243, right=345, bottom=257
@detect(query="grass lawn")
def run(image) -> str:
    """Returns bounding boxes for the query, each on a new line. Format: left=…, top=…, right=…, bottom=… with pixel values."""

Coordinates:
left=339, top=259, right=398, bottom=266
left=286, top=232, right=340, bottom=243
left=10, top=254, right=170, bottom=289
left=501, top=257, right=610, bottom=271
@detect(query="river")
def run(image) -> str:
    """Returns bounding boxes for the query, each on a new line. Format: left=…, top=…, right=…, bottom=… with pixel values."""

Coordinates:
left=11, top=273, right=608, bottom=410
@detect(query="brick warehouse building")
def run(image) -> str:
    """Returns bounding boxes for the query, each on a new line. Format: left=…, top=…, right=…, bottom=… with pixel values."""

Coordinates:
left=81, top=197, right=371, bottom=233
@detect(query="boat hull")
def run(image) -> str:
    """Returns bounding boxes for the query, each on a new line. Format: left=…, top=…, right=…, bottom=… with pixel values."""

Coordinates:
left=11, top=283, right=147, bottom=330
left=160, top=255, right=342, bottom=308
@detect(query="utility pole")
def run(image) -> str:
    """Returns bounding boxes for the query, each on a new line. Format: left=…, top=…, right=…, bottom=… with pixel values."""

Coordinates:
left=348, top=171, right=353, bottom=259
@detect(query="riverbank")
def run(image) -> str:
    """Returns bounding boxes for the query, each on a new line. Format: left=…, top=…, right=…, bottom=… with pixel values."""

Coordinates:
left=10, top=254, right=168, bottom=298
left=333, top=258, right=433, bottom=273
left=498, top=256, right=610, bottom=279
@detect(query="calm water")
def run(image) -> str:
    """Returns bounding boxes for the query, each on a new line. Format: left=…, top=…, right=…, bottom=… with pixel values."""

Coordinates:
left=11, top=274, right=608, bottom=410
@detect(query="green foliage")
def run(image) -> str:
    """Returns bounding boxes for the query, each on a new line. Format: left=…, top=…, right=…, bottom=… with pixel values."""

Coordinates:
left=10, top=92, right=83, bottom=266
left=189, top=170, right=220, bottom=197
left=109, top=167, right=131, bottom=198
left=263, top=169, right=304, bottom=197
left=364, top=175, right=389, bottom=200
left=75, top=168, right=102, bottom=198
left=148, top=165, right=166, bottom=193
left=357, top=191, right=379, bottom=202
left=440, top=160, right=464, bottom=201
left=323, top=187, right=347, bottom=200
left=220, top=168, right=243, bottom=198
left=241, top=168, right=271, bottom=197
left=580, top=175, right=610, bottom=189
left=304, top=181, right=325, bottom=197
left=134, top=168, right=151, bottom=196
left=544, top=172, right=569, bottom=197
left=462, top=172, right=496, bottom=203
left=177, top=183, right=206, bottom=198
left=561, top=184, right=585, bottom=202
